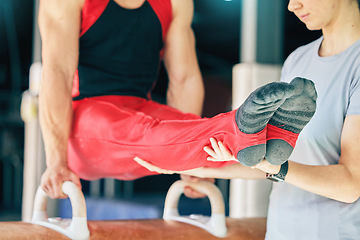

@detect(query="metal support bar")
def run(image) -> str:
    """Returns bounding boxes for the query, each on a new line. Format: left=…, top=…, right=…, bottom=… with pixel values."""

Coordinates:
left=240, top=0, right=257, bottom=63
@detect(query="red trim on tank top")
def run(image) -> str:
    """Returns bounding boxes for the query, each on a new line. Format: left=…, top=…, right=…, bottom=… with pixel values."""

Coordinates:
left=72, top=70, right=80, bottom=98
left=147, top=0, right=172, bottom=43
left=80, top=0, right=110, bottom=37
left=146, top=0, right=172, bottom=99
left=148, top=0, right=172, bottom=59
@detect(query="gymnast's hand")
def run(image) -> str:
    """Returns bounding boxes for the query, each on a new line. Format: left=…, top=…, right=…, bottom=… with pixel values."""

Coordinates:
left=40, top=163, right=81, bottom=199
left=180, top=175, right=215, bottom=199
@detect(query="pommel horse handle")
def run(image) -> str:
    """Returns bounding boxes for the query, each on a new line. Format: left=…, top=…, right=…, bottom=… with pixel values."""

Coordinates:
left=163, top=180, right=227, bottom=238
left=32, top=181, right=90, bottom=240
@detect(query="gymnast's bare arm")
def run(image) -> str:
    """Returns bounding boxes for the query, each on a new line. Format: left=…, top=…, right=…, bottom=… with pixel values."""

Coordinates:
left=163, top=0, right=207, bottom=197
left=163, top=0, right=205, bottom=116
left=38, top=0, right=83, bottom=199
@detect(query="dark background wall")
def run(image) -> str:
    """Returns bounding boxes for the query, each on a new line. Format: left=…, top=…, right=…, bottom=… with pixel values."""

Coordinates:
left=0, top=0, right=34, bottom=219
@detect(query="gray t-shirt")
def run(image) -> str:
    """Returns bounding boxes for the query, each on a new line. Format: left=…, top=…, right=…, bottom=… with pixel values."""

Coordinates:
left=266, top=37, right=360, bottom=240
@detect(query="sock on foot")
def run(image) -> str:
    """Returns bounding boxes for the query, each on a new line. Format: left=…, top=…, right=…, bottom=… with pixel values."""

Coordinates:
left=235, top=81, right=295, bottom=166
left=265, top=77, right=317, bottom=165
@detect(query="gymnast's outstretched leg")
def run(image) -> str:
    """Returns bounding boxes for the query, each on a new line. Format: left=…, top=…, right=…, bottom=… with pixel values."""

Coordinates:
left=69, top=81, right=306, bottom=180
left=133, top=78, right=317, bottom=177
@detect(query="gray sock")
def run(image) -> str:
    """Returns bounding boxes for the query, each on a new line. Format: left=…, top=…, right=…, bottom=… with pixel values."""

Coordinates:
left=235, top=81, right=295, bottom=166
left=265, top=77, right=317, bottom=165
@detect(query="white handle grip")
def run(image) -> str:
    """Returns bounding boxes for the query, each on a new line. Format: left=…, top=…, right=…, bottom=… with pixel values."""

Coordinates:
left=32, top=181, right=90, bottom=240
left=163, top=180, right=227, bottom=238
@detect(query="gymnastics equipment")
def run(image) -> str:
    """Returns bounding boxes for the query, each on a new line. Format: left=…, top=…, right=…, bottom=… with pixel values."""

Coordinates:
left=18, top=180, right=267, bottom=240
left=31, top=181, right=90, bottom=240
left=163, top=180, right=227, bottom=238
left=0, top=218, right=266, bottom=240
left=30, top=180, right=225, bottom=239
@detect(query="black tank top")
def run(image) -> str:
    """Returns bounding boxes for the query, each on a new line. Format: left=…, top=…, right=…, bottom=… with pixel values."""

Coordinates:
left=74, top=0, right=164, bottom=100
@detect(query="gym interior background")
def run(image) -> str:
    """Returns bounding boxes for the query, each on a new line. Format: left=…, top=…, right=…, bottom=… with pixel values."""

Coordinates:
left=0, top=0, right=321, bottom=221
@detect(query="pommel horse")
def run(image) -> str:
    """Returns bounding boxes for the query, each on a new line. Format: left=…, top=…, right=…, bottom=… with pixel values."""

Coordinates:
left=0, top=180, right=266, bottom=240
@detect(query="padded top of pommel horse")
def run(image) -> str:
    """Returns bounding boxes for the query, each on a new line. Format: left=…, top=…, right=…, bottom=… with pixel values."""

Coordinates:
left=0, top=217, right=266, bottom=240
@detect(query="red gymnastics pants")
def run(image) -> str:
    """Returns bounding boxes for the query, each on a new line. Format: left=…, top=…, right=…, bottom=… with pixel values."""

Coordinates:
left=68, top=95, right=265, bottom=181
